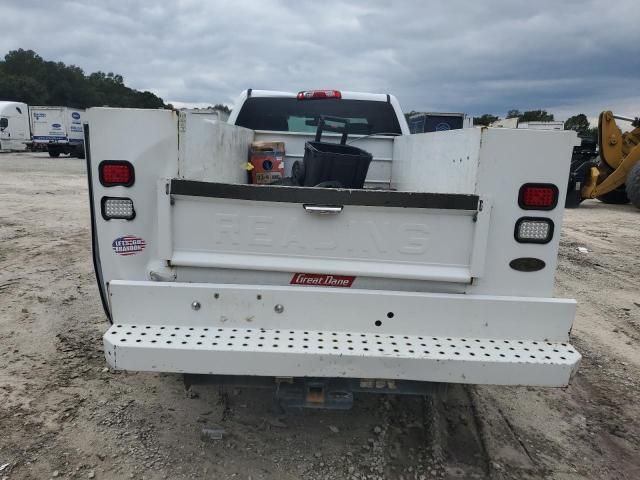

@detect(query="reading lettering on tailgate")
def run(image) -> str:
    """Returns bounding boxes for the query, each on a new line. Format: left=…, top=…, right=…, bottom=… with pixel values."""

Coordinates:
left=212, top=214, right=429, bottom=256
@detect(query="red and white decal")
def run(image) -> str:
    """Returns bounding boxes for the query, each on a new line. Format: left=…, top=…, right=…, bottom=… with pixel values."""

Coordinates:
left=290, top=273, right=355, bottom=288
left=112, top=235, right=146, bottom=256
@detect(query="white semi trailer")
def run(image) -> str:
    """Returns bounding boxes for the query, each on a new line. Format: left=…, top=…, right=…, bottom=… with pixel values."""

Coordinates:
left=0, top=101, right=29, bottom=151
left=85, top=89, right=581, bottom=408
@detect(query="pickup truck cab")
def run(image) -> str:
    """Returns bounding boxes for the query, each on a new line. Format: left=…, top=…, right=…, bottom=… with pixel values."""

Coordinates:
left=229, top=89, right=408, bottom=188
left=86, top=89, right=581, bottom=408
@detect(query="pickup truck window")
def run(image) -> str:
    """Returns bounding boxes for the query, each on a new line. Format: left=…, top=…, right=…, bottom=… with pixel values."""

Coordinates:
left=235, top=98, right=402, bottom=135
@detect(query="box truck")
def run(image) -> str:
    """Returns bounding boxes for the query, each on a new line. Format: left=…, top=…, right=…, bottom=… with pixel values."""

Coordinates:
left=29, top=106, right=85, bottom=158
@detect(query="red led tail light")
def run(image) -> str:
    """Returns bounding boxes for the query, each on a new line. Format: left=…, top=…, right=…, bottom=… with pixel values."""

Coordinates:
left=518, top=183, right=558, bottom=210
left=99, top=161, right=134, bottom=187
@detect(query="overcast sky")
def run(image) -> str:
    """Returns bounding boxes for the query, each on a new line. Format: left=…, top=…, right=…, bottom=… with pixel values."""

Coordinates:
left=3, top=0, right=640, bottom=122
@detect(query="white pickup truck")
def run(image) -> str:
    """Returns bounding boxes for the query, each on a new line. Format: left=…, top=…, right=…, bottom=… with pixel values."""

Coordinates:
left=86, top=89, right=581, bottom=408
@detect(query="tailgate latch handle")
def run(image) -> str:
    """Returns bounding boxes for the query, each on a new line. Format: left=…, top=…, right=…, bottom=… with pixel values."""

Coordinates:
left=303, top=204, right=344, bottom=214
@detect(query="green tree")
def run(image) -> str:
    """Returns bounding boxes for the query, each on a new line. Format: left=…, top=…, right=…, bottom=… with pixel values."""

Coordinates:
left=473, top=114, right=499, bottom=126
left=584, top=126, right=599, bottom=141
left=0, top=48, right=167, bottom=109
left=505, top=109, right=555, bottom=122
left=213, top=103, right=231, bottom=114
left=564, top=114, right=590, bottom=136
left=520, top=110, right=554, bottom=122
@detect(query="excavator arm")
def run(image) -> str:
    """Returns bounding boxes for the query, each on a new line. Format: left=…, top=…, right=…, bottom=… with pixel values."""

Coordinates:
left=582, top=111, right=640, bottom=200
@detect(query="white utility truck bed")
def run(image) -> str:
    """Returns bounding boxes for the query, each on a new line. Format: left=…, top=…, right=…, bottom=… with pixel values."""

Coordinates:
left=85, top=90, right=580, bottom=406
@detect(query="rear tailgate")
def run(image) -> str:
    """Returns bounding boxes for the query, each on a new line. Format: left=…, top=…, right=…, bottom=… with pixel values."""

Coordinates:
left=161, top=180, right=488, bottom=288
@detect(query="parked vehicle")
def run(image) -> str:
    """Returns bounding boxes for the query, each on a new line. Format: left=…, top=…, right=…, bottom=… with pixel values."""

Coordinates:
left=86, top=89, right=581, bottom=409
left=407, top=112, right=471, bottom=134
left=29, top=106, right=85, bottom=158
left=517, top=121, right=565, bottom=131
left=0, top=101, right=29, bottom=151
left=566, top=112, right=640, bottom=209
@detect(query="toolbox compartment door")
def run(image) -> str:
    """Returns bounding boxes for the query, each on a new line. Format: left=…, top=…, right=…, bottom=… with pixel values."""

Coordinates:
left=159, top=180, right=488, bottom=285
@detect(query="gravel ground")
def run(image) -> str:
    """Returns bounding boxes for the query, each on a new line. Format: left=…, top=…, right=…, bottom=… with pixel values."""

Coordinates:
left=0, top=152, right=639, bottom=480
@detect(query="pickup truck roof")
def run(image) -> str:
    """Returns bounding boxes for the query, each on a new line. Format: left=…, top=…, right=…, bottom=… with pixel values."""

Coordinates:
left=228, top=89, right=410, bottom=135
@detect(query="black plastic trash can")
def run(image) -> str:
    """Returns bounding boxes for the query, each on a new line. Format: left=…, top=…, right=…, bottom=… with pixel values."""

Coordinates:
left=294, top=116, right=373, bottom=189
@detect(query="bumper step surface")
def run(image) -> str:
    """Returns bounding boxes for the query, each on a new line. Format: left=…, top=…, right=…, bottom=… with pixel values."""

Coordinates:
left=104, top=324, right=581, bottom=387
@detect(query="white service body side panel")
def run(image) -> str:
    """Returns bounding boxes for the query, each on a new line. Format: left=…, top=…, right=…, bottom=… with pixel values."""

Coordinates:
left=468, top=127, right=579, bottom=297
left=87, top=108, right=179, bottom=290
left=391, top=128, right=481, bottom=194
left=178, top=111, right=254, bottom=183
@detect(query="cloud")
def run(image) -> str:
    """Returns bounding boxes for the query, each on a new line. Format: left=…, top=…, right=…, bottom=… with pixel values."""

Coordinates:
left=2, top=0, right=639, bottom=121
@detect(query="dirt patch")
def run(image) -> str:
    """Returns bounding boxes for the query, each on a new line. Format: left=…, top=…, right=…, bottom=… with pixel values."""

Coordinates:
left=1, top=152, right=639, bottom=479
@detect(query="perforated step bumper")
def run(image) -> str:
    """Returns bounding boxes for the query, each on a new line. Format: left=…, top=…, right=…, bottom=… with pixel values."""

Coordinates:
left=104, top=324, right=581, bottom=387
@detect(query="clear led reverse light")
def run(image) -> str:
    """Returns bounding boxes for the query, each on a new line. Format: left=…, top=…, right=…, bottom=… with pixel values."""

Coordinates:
left=102, top=197, right=135, bottom=220
left=514, top=217, right=553, bottom=244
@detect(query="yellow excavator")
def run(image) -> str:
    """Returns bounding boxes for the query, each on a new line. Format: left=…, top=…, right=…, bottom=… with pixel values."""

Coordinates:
left=566, top=111, right=640, bottom=209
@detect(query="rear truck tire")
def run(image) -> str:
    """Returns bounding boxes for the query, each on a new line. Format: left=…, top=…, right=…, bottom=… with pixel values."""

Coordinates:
left=565, top=175, right=584, bottom=208
left=48, top=149, right=60, bottom=158
left=565, top=158, right=596, bottom=208
left=75, top=145, right=85, bottom=159
left=626, top=162, right=640, bottom=209
left=596, top=185, right=629, bottom=204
